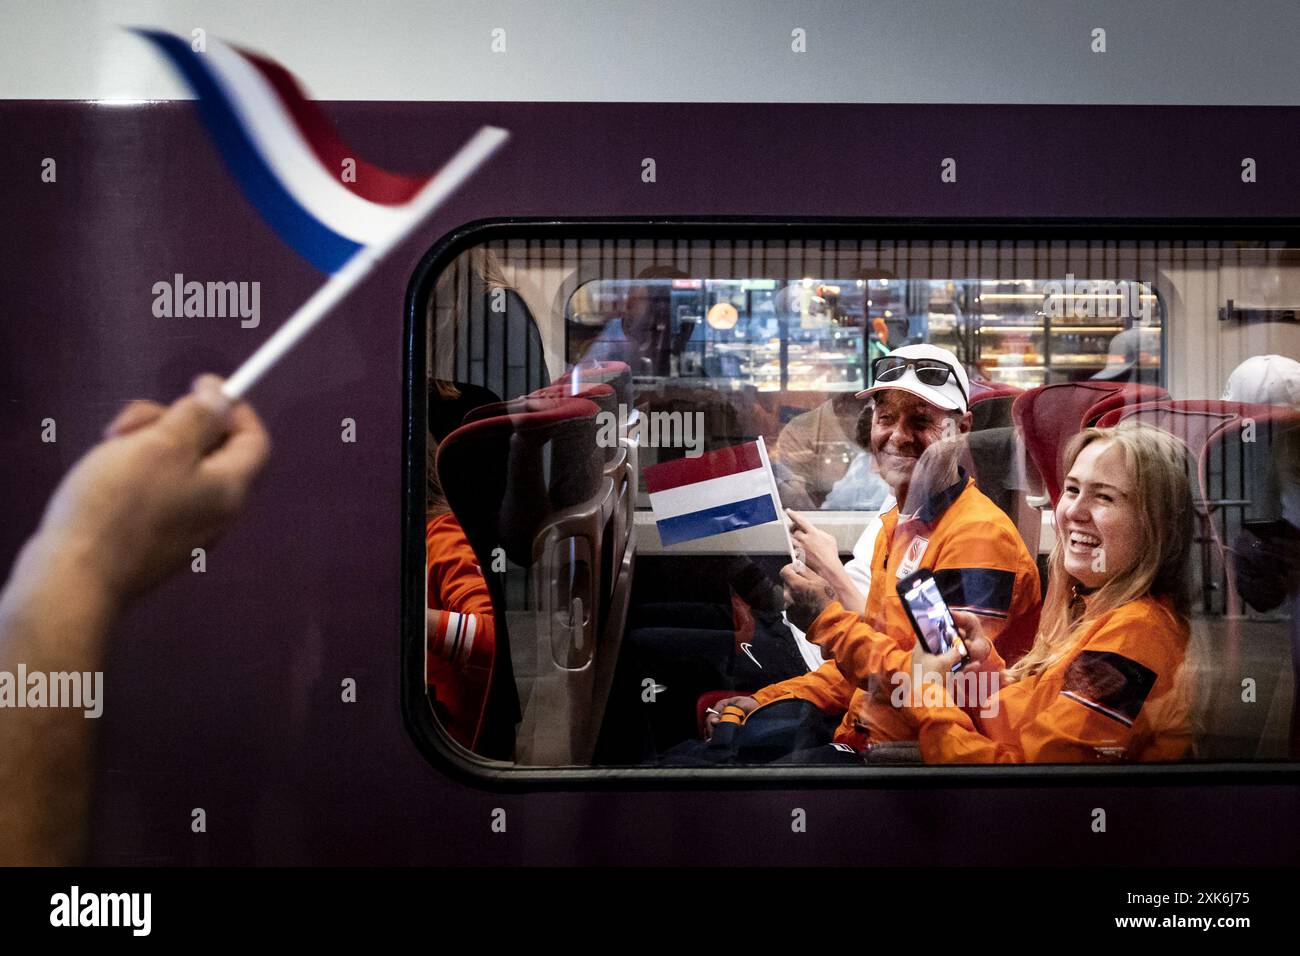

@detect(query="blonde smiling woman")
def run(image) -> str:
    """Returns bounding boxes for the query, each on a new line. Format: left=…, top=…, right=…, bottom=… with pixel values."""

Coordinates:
left=910, top=423, right=1195, bottom=762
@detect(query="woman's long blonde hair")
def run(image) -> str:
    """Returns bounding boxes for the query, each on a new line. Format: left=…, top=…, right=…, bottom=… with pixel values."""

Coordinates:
left=1005, top=423, right=1194, bottom=682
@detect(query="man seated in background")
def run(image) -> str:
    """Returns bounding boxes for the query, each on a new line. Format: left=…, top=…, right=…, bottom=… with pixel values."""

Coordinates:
left=703, top=344, right=1043, bottom=761
left=772, top=392, right=863, bottom=510
left=1221, top=355, right=1300, bottom=756
left=818, top=401, right=892, bottom=512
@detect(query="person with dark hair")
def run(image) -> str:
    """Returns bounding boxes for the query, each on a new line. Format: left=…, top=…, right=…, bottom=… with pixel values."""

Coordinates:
left=577, top=266, right=696, bottom=377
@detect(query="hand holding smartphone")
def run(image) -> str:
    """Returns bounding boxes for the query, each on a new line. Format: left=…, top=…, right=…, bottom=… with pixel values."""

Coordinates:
left=896, top=569, right=969, bottom=671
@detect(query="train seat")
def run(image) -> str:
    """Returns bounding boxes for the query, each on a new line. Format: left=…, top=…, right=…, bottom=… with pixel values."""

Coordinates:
left=1195, top=405, right=1300, bottom=758
left=552, top=363, right=639, bottom=534
left=962, top=386, right=1038, bottom=553
left=555, top=359, right=634, bottom=410
left=1199, top=402, right=1300, bottom=619
left=1081, top=383, right=1174, bottom=428
left=970, top=392, right=1018, bottom=432
left=510, top=383, right=632, bottom=573
left=1093, top=400, right=1239, bottom=463
left=428, top=380, right=500, bottom=443
left=1092, top=399, right=1300, bottom=758
left=964, top=426, right=1043, bottom=557
left=1094, top=400, right=1242, bottom=611
left=528, top=381, right=632, bottom=556
left=1014, top=381, right=1171, bottom=506
left=438, top=395, right=618, bottom=763
left=969, top=380, right=1024, bottom=401
left=527, top=381, right=638, bottom=730
left=1196, top=402, right=1300, bottom=614
left=527, top=381, right=620, bottom=463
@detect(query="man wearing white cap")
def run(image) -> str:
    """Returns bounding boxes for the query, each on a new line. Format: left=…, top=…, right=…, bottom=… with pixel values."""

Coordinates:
left=1222, top=355, right=1300, bottom=756
left=707, top=344, right=1043, bottom=759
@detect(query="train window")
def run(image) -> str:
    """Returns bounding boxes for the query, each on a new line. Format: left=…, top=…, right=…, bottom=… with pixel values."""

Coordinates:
left=406, top=224, right=1300, bottom=780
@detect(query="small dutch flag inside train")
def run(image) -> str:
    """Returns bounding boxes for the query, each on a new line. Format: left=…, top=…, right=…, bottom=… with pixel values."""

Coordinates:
left=644, top=438, right=787, bottom=547
left=132, top=28, right=508, bottom=398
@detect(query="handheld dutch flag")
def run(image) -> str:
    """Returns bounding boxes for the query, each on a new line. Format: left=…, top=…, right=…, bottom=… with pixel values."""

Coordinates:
left=133, top=28, right=508, bottom=399
left=644, top=437, right=795, bottom=554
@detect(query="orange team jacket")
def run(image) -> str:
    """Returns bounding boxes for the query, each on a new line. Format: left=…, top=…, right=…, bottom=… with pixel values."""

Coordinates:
left=426, top=512, right=496, bottom=751
left=909, top=594, right=1191, bottom=763
left=752, top=469, right=1042, bottom=748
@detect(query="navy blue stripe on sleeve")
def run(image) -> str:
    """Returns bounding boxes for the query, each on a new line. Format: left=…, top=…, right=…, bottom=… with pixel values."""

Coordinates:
left=932, top=567, right=1017, bottom=619
left=1061, top=650, right=1158, bottom=727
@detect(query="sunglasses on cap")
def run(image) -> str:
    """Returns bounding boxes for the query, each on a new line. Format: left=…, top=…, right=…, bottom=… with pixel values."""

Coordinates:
left=871, top=356, right=967, bottom=406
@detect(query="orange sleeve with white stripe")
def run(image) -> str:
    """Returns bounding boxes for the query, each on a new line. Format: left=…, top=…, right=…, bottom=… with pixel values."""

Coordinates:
left=426, top=515, right=495, bottom=671
left=913, top=600, right=1188, bottom=764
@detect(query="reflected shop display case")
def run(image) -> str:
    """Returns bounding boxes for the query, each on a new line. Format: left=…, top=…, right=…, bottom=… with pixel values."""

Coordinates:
left=567, top=277, right=865, bottom=392
left=967, top=278, right=1164, bottom=389
left=566, top=275, right=1165, bottom=394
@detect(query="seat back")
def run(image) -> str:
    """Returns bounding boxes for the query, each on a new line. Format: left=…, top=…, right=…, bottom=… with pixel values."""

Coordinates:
left=437, top=396, right=605, bottom=761
left=1095, top=400, right=1245, bottom=622
left=556, top=360, right=634, bottom=410
left=970, top=393, right=1017, bottom=432
left=528, top=379, right=639, bottom=760
left=1199, top=403, right=1300, bottom=525
left=428, top=381, right=500, bottom=444
left=963, top=427, right=1043, bottom=558
left=1194, top=403, right=1300, bottom=611
left=969, top=381, right=1024, bottom=404
left=1081, top=383, right=1173, bottom=428
left=1094, top=401, right=1239, bottom=474
left=524, top=380, right=633, bottom=617
left=527, top=381, right=620, bottom=464
left=530, top=381, right=630, bottom=554
left=457, top=396, right=606, bottom=562
left=1014, top=381, right=1131, bottom=505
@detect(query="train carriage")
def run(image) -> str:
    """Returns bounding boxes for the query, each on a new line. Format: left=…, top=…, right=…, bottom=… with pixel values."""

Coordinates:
left=2, top=3, right=1300, bottom=868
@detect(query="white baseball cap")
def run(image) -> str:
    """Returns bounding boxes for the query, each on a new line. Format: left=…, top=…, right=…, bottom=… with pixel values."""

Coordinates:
left=857, top=343, right=969, bottom=413
left=1222, top=354, right=1300, bottom=409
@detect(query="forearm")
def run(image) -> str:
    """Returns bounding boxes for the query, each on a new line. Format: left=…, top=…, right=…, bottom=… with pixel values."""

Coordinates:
left=822, top=565, right=865, bottom=616
left=426, top=608, right=495, bottom=670
left=752, top=660, right=853, bottom=711
left=0, top=532, right=121, bottom=864
left=912, top=686, right=1145, bottom=765
left=807, top=602, right=912, bottom=691
left=915, top=704, right=1019, bottom=763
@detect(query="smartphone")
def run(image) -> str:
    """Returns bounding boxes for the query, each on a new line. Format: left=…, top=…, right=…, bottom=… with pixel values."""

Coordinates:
left=896, top=569, right=969, bottom=671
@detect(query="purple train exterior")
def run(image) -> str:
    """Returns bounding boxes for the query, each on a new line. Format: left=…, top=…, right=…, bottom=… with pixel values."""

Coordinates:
left=2, top=99, right=1299, bottom=864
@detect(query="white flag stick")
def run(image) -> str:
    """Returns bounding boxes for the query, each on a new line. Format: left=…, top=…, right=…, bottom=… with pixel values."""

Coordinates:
left=756, top=435, right=798, bottom=563
left=221, top=125, right=510, bottom=400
